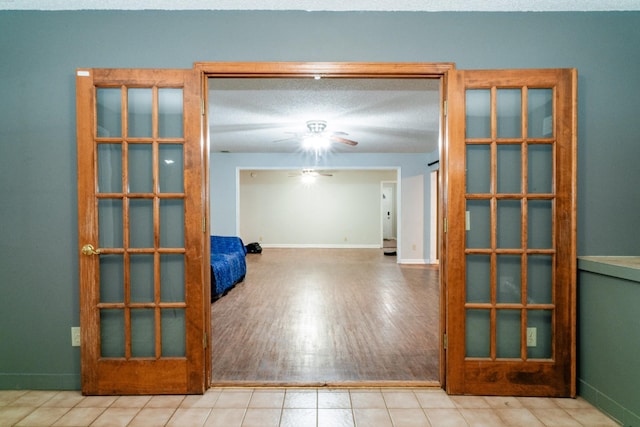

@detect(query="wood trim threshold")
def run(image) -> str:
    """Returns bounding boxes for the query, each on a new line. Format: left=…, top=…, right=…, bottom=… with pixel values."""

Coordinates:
left=210, top=380, right=442, bottom=389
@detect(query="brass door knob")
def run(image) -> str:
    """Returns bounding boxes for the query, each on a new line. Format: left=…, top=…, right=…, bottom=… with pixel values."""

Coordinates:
left=81, top=244, right=101, bottom=256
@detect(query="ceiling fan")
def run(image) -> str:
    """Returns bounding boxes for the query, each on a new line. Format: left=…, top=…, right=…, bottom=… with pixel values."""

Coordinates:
left=288, top=168, right=333, bottom=178
left=275, top=120, right=359, bottom=148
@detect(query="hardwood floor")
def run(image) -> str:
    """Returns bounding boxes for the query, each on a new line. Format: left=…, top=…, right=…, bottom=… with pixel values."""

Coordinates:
left=210, top=248, right=440, bottom=386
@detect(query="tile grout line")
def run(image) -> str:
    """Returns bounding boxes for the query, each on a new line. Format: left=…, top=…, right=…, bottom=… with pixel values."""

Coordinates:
left=348, top=389, right=356, bottom=427
left=0, top=389, right=621, bottom=427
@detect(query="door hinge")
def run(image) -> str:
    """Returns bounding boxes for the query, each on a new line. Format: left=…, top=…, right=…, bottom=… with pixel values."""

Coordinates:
left=444, top=217, right=447, bottom=233
left=201, top=98, right=205, bottom=116
left=203, top=332, right=208, bottom=349
left=202, top=217, right=206, bottom=233
left=443, top=100, right=448, bottom=116
left=443, top=334, right=448, bottom=350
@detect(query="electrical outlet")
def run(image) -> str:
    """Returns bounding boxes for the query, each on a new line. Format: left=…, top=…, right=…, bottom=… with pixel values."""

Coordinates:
left=526, top=327, right=537, bottom=347
left=71, top=327, right=81, bottom=347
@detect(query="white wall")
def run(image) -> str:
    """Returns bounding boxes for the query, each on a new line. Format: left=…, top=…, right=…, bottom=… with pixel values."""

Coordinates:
left=239, top=169, right=396, bottom=247
left=210, top=152, right=435, bottom=263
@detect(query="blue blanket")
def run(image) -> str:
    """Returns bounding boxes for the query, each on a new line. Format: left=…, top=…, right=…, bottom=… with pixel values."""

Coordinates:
left=210, top=235, right=247, bottom=300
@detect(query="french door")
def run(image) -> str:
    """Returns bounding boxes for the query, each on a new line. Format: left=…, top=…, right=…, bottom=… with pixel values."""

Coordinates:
left=75, top=62, right=577, bottom=396
left=445, top=69, right=577, bottom=396
left=76, top=69, right=207, bottom=394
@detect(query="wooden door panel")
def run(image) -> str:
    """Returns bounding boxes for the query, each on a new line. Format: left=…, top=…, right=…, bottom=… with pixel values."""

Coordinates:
left=445, top=68, right=577, bottom=397
left=76, top=68, right=206, bottom=395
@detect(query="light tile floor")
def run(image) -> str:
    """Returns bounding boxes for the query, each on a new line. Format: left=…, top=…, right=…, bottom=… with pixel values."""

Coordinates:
left=0, top=388, right=620, bottom=427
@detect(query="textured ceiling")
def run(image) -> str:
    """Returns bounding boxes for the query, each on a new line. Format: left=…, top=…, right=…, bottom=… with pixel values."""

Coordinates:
left=209, top=78, right=441, bottom=154
left=2, top=0, right=639, bottom=10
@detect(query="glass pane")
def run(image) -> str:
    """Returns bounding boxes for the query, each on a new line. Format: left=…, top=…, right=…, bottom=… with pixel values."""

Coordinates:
left=159, top=144, right=184, bottom=193
left=128, top=144, right=153, bottom=193
left=129, top=199, right=154, bottom=248
left=100, top=309, right=124, bottom=357
left=97, top=144, right=122, bottom=193
left=528, top=200, right=553, bottom=248
left=466, top=145, right=491, bottom=194
left=528, top=89, right=553, bottom=138
left=96, top=88, right=122, bottom=137
left=527, top=310, right=553, bottom=359
left=466, top=309, right=490, bottom=358
left=466, top=254, right=491, bottom=303
left=528, top=144, right=553, bottom=194
left=130, top=254, right=155, bottom=303
left=497, top=144, right=521, bottom=194
left=466, top=90, right=490, bottom=138
left=466, top=200, right=491, bottom=249
left=527, top=255, right=553, bottom=304
left=497, top=255, right=521, bottom=304
left=158, top=88, right=183, bottom=138
left=162, top=309, right=186, bottom=357
left=160, top=254, right=185, bottom=303
left=128, top=88, right=152, bottom=138
left=98, top=199, right=123, bottom=248
left=497, top=309, right=521, bottom=359
left=497, top=200, right=521, bottom=248
left=497, top=89, right=522, bottom=138
left=160, top=199, right=184, bottom=248
left=131, top=309, right=155, bottom=358
left=99, top=254, right=124, bottom=303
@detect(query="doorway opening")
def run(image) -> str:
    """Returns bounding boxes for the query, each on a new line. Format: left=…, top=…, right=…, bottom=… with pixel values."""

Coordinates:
left=382, top=180, right=398, bottom=256
left=76, top=62, right=576, bottom=396
left=199, top=62, right=450, bottom=387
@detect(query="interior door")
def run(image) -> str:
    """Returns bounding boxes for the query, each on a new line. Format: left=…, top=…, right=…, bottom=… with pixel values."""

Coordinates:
left=445, top=69, right=577, bottom=396
left=76, top=68, right=207, bottom=395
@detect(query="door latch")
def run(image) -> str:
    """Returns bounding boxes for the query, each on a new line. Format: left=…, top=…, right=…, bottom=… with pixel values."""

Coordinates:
left=81, top=244, right=101, bottom=256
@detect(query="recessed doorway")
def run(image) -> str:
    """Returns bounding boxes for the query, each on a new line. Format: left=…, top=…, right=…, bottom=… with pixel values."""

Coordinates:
left=201, top=62, right=447, bottom=386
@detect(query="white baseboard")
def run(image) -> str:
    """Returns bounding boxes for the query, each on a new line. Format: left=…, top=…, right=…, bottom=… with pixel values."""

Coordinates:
left=398, top=258, right=429, bottom=265
left=260, top=243, right=381, bottom=249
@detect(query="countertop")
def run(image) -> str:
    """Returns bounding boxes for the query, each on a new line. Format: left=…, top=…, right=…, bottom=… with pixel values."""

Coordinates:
left=578, top=256, right=640, bottom=283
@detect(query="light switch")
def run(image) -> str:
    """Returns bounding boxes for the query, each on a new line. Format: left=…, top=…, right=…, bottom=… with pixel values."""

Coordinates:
left=71, top=327, right=81, bottom=347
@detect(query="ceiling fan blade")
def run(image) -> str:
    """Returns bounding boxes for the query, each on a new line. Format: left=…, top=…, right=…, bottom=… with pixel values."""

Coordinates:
left=272, top=133, right=303, bottom=143
left=330, top=134, right=358, bottom=146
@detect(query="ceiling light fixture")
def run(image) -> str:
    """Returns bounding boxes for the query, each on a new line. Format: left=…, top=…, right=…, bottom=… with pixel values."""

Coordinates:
left=301, top=173, right=316, bottom=184
left=302, top=134, right=330, bottom=151
left=302, top=120, right=330, bottom=153
left=306, top=120, right=327, bottom=133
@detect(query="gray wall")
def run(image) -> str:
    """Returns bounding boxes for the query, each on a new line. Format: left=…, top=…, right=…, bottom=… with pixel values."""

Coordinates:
left=1, top=10, right=639, bottom=389
left=578, top=263, right=640, bottom=426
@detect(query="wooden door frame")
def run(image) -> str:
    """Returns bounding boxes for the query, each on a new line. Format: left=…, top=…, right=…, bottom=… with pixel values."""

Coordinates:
left=195, top=61, right=454, bottom=388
